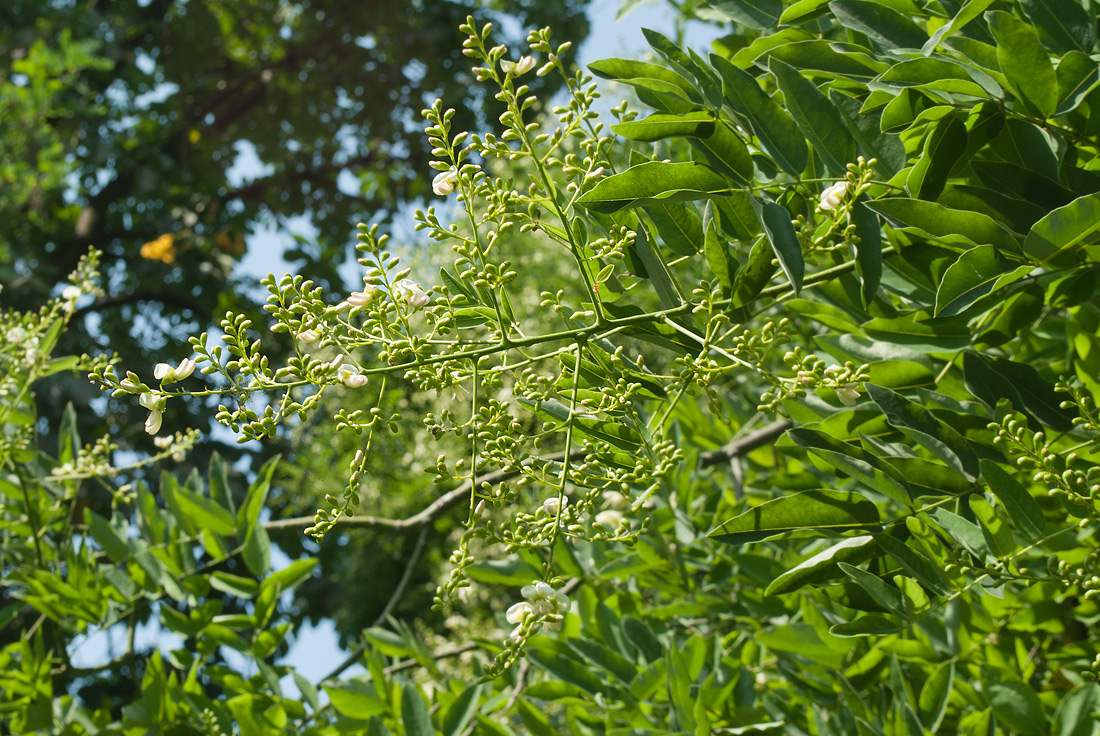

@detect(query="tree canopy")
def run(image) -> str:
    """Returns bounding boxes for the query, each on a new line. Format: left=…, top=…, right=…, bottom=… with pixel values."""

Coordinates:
left=5, top=1, right=1100, bottom=734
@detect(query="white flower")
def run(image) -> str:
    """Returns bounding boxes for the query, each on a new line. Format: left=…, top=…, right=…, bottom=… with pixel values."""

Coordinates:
left=432, top=168, right=457, bottom=196
left=542, top=496, right=563, bottom=516
left=394, top=279, right=430, bottom=309
left=62, top=285, right=82, bottom=301
left=144, top=409, right=163, bottom=435
left=501, top=55, right=536, bottom=77
left=521, top=581, right=569, bottom=616
left=299, top=326, right=319, bottom=343
left=337, top=364, right=368, bottom=388
left=345, top=290, right=376, bottom=308
left=595, top=509, right=624, bottom=529
left=153, top=358, right=196, bottom=384
left=506, top=601, right=533, bottom=625
left=603, top=491, right=628, bottom=510
left=139, top=393, right=167, bottom=435
left=8, top=327, right=26, bottom=345
left=819, top=181, right=849, bottom=211
left=837, top=384, right=860, bottom=406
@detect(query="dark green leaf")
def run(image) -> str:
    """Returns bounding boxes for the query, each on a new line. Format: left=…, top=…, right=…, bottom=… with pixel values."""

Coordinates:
left=1023, top=192, right=1100, bottom=265
left=788, top=427, right=911, bottom=505
left=907, top=114, right=967, bottom=202
left=987, top=679, right=1046, bottom=735
left=928, top=508, right=989, bottom=560
left=830, top=615, right=901, bottom=637
left=689, top=120, right=755, bottom=185
left=934, top=245, right=1030, bottom=317
left=646, top=203, right=703, bottom=257
left=968, top=353, right=1078, bottom=431
left=85, top=510, right=129, bottom=564
left=706, top=0, right=782, bottom=29
left=867, top=198, right=1020, bottom=254
left=587, top=58, right=699, bottom=101
left=838, top=563, right=908, bottom=619
left=829, top=89, right=906, bottom=174
left=765, top=535, right=877, bottom=595
left=703, top=211, right=737, bottom=291
left=922, top=0, right=997, bottom=54
left=751, top=197, right=803, bottom=293
left=865, top=384, right=980, bottom=478
left=862, top=314, right=971, bottom=352
left=208, top=452, right=235, bottom=518
left=969, top=494, right=1015, bottom=558
left=732, top=235, right=777, bottom=306
left=870, top=58, right=991, bottom=98
left=711, top=54, right=808, bottom=177
left=242, top=523, right=271, bottom=577
left=769, top=57, right=856, bottom=175
left=401, top=682, right=433, bottom=736
left=1056, top=51, right=1100, bottom=116
left=710, top=490, right=881, bottom=545
left=1020, top=0, right=1095, bottom=54
left=918, top=661, right=955, bottom=731
left=979, top=460, right=1045, bottom=540
left=850, top=199, right=882, bottom=307
left=237, top=455, right=280, bottom=538
left=987, top=10, right=1058, bottom=118
left=829, top=0, right=928, bottom=50
left=612, top=111, right=716, bottom=142
left=765, top=40, right=887, bottom=81
left=1052, top=684, right=1100, bottom=736
left=577, top=161, right=730, bottom=214
left=873, top=534, right=950, bottom=594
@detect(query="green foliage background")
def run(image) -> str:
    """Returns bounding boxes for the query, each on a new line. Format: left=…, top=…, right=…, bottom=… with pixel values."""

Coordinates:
left=5, top=1, right=1100, bottom=734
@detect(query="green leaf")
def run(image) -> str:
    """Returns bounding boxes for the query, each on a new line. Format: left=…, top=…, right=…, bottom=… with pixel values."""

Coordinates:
left=862, top=314, right=971, bottom=352
left=979, top=460, right=1045, bottom=541
left=706, top=0, right=782, bottom=29
left=866, top=198, right=1020, bottom=254
left=750, top=197, right=803, bottom=293
left=1056, top=51, right=1100, bottom=116
left=838, top=563, right=908, bottom=619
left=922, top=0, right=997, bottom=54
left=1023, top=192, right=1100, bottom=265
left=929, top=508, right=989, bottom=560
left=1052, top=684, right=1100, bottom=736
left=612, top=111, right=716, bottom=142
left=907, top=114, right=967, bottom=202
left=208, top=452, right=235, bottom=518
left=934, top=245, right=1030, bottom=317
left=401, top=682, right=433, bottom=736
left=709, top=490, right=881, bottom=545
left=873, top=534, right=951, bottom=595
left=829, top=0, right=928, bottom=50
left=173, top=484, right=237, bottom=537
left=987, top=678, right=1047, bottom=736
left=971, top=353, right=1077, bottom=431
left=765, top=535, right=877, bottom=596
left=85, top=510, right=129, bottom=563
left=987, top=10, right=1058, bottom=118
left=829, top=615, right=901, bottom=637
left=646, top=203, right=703, bottom=257
left=711, top=54, right=808, bottom=177
left=209, top=571, right=259, bottom=599
left=732, top=235, right=777, bottom=306
left=969, top=495, right=1016, bottom=558
left=689, top=120, right=755, bottom=185
left=242, top=523, right=271, bottom=577
left=780, top=0, right=833, bottom=24
left=268, top=557, right=318, bottom=592
left=587, top=58, right=699, bottom=101
left=527, top=639, right=611, bottom=695
left=236, top=455, right=280, bottom=538
left=703, top=208, right=737, bottom=291
left=323, top=680, right=387, bottom=720
left=918, top=661, right=955, bottom=732
left=850, top=199, right=882, bottom=307
left=466, top=557, right=542, bottom=586
left=865, top=384, right=980, bottom=479
left=765, top=39, right=887, bottom=81
left=870, top=58, right=993, bottom=98
left=1020, top=0, right=1095, bottom=54
left=829, top=89, right=906, bottom=174
left=787, top=427, right=911, bottom=505
left=577, top=161, right=730, bottom=214
left=769, top=57, right=856, bottom=176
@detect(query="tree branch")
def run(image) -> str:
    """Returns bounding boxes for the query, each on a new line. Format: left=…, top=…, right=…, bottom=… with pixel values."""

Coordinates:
left=698, top=419, right=792, bottom=468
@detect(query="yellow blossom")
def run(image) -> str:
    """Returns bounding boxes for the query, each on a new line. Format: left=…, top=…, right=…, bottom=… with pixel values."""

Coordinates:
left=140, top=234, right=177, bottom=264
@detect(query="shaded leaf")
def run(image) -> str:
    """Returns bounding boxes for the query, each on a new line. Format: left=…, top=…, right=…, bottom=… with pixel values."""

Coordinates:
left=979, top=460, right=1045, bottom=541
left=710, top=490, right=881, bottom=545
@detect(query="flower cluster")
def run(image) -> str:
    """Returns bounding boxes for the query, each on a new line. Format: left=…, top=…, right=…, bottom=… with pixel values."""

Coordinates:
left=505, top=581, right=570, bottom=641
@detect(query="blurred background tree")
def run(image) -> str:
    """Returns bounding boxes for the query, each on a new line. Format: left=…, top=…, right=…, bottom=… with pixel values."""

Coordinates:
left=0, top=0, right=590, bottom=469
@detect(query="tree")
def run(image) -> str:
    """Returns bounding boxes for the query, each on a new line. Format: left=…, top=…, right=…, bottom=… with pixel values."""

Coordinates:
left=6, top=1, right=1100, bottom=734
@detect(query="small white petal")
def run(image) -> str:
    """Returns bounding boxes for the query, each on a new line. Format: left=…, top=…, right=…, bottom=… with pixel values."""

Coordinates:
left=144, top=409, right=163, bottom=435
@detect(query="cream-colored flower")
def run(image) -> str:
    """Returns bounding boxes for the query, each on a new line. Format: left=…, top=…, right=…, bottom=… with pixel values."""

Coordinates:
left=819, top=181, right=849, bottom=211
left=394, top=279, right=430, bottom=309
left=298, top=328, right=319, bottom=343
left=837, top=384, right=860, bottom=406
left=521, top=581, right=569, bottom=616
left=432, top=168, right=457, bottom=196
left=542, top=496, right=563, bottom=516
left=139, top=393, right=167, bottom=435
left=337, top=364, right=367, bottom=388
left=501, top=55, right=536, bottom=76
left=595, top=509, right=624, bottom=529
left=154, top=358, right=196, bottom=384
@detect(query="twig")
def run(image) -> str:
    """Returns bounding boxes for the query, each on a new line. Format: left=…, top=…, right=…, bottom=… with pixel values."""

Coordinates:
left=699, top=419, right=792, bottom=468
